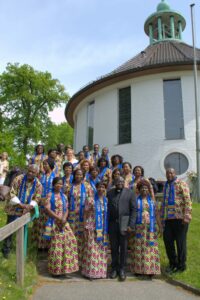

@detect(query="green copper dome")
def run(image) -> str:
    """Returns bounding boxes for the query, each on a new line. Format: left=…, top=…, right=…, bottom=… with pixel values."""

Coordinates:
left=157, top=0, right=170, bottom=12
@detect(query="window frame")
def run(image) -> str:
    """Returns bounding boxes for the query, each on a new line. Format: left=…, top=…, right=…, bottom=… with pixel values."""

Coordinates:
left=163, top=78, right=185, bottom=140
left=118, top=86, right=132, bottom=145
left=87, top=100, right=95, bottom=149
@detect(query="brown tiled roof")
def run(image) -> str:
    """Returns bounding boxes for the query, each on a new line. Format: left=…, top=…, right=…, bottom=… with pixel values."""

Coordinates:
left=65, top=41, right=200, bottom=127
left=112, top=41, right=200, bottom=73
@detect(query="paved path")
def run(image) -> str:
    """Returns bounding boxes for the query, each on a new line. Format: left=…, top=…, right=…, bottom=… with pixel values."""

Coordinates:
left=32, top=278, right=199, bottom=300
left=32, top=257, right=199, bottom=300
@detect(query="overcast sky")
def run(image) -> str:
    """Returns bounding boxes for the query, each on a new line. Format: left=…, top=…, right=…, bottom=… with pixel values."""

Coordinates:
left=0, top=0, right=199, bottom=123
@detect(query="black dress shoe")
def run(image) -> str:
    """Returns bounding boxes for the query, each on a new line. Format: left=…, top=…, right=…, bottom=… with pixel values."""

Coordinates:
left=177, top=266, right=186, bottom=273
left=119, top=270, right=126, bottom=281
left=110, top=270, right=118, bottom=279
left=165, top=265, right=177, bottom=274
left=2, top=252, right=9, bottom=259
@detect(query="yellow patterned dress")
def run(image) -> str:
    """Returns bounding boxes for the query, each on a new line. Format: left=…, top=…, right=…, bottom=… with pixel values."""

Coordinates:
left=30, top=154, right=47, bottom=175
left=32, top=172, right=55, bottom=249
left=124, top=173, right=135, bottom=189
left=47, top=192, right=79, bottom=275
left=82, top=195, right=108, bottom=278
left=68, top=182, right=93, bottom=267
left=130, top=197, right=161, bottom=275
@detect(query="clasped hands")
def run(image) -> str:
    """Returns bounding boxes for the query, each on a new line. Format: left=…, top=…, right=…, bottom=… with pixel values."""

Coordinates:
left=56, top=215, right=67, bottom=229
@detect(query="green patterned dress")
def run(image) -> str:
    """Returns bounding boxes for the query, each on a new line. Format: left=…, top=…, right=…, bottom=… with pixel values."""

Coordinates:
left=130, top=198, right=161, bottom=275
left=47, top=193, right=79, bottom=275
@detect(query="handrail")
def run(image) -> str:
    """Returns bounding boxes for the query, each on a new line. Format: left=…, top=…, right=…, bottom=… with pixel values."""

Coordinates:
left=0, top=206, right=39, bottom=287
left=0, top=213, right=31, bottom=241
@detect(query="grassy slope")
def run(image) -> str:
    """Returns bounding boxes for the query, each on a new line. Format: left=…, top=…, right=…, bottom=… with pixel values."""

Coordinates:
left=159, top=203, right=200, bottom=289
left=0, top=203, right=38, bottom=300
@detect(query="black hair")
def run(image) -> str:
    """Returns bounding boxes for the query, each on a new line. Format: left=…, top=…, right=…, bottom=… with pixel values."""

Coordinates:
left=77, top=151, right=84, bottom=157
left=48, top=148, right=57, bottom=156
left=35, top=144, right=45, bottom=154
left=83, top=145, right=89, bottom=150
left=112, top=168, right=122, bottom=180
left=57, top=143, right=64, bottom=154
left=89, top=166, right=99, bottom=174
left=111, top=154, right=123, bottom=166
left=44, top=158, right=55, bottom=170
left=133, top=165, right=144, bottom=177
left=4, top=167, right=24, bottom=187
left=148, top=177, right=159, bottom=194
left=72, top=168, right=83, bottom=183
left=97, top=157, right=109, bottom=168
left=63, top=162, right=73, bottom=171
left=122, top=162, right=132, bottom=169
left=52, top=177, right=63, bottom=187
left=96, top=181, right=107, bottom=189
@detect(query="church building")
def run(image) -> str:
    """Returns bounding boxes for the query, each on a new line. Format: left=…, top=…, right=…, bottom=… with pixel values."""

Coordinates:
left=65, top=0, right=200, bottom=179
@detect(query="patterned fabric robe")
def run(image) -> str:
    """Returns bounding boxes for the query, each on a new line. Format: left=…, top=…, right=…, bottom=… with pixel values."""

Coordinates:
left=47, top=192, right=79, bottom=275
left=30, top=154, right=47, bottom=174
left=161, top=179, right=192, bottom=223
left=5, top=174, right=42, bottom=216
left=68, top=182, right=93, bottom=267
left=82, top=195, right=108, bottom=278
left=32, top=171, right=55, bottom=249
left=130, top=197, right=161, bottom=275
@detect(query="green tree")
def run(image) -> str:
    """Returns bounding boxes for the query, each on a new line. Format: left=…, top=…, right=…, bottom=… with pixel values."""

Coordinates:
left=0, top=130, right=26, bottom=167
left=44, top=122, right=73, bottom=150
left=0, top=63, right=69, bottom=155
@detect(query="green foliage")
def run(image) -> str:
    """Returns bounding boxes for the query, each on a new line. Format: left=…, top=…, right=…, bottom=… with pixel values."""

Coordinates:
left=0, top=63, right=69, bottom=156
left=44, top=122, right=73, bottom=150
left=0, top=131, right=26, bottom=168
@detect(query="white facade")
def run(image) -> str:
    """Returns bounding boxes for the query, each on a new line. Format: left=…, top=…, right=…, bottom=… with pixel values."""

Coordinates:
left=73, top=70, right=199, bottom=180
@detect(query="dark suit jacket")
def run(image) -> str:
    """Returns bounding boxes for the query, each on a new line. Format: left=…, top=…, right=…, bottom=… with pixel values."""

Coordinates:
left=107, top=187, right=136, bottom=233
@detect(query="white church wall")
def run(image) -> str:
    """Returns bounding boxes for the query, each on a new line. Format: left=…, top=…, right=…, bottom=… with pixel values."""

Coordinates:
left=73, top=70, right=199, bottom=179
left=93, top=89, right=118, bottom=147
left=75, top=103, right=87, bottom=151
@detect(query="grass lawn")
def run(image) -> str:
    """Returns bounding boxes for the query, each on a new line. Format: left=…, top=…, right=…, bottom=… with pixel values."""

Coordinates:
left=0, top=203, right=38, bottom=300
left=159, top=203, right=200, bottom=290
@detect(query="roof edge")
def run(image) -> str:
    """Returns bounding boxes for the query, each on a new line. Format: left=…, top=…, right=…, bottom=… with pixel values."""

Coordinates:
left=65, top=62, right=199, bottom=127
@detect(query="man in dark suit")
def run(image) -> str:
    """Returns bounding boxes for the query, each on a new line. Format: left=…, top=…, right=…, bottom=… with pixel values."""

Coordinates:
left=107, top=177, right=136, bottom=281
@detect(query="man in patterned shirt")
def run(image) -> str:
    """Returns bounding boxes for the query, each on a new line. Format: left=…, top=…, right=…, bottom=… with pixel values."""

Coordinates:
left=2, top=164, right=42, bottom=258
left=162, top=168, right=192, bottom=273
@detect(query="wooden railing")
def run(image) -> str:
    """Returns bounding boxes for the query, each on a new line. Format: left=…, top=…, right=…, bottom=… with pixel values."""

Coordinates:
left=0, top=213, right=31, bottom=287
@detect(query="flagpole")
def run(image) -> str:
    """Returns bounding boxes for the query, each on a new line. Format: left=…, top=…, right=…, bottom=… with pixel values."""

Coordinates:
left=190, top=3, right=200, bottom=202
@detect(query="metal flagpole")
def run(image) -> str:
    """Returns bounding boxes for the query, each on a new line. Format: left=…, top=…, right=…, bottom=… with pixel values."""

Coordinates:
left=190, top=3, right=200, bottom=202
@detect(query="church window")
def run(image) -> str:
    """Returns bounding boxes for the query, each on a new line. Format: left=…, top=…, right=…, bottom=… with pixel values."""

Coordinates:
left=118, top=87, right=131, bottom=144
left=163, top=79, right=184, bottom=139
left=87, top=101, right=94, bottom=149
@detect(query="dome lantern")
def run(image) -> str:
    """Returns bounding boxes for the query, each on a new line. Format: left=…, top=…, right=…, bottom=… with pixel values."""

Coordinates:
left=144, top=0, right=186, bottom=45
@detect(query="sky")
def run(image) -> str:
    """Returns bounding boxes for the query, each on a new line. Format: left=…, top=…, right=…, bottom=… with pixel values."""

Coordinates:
left=0, top=0, right=199, bottom=124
